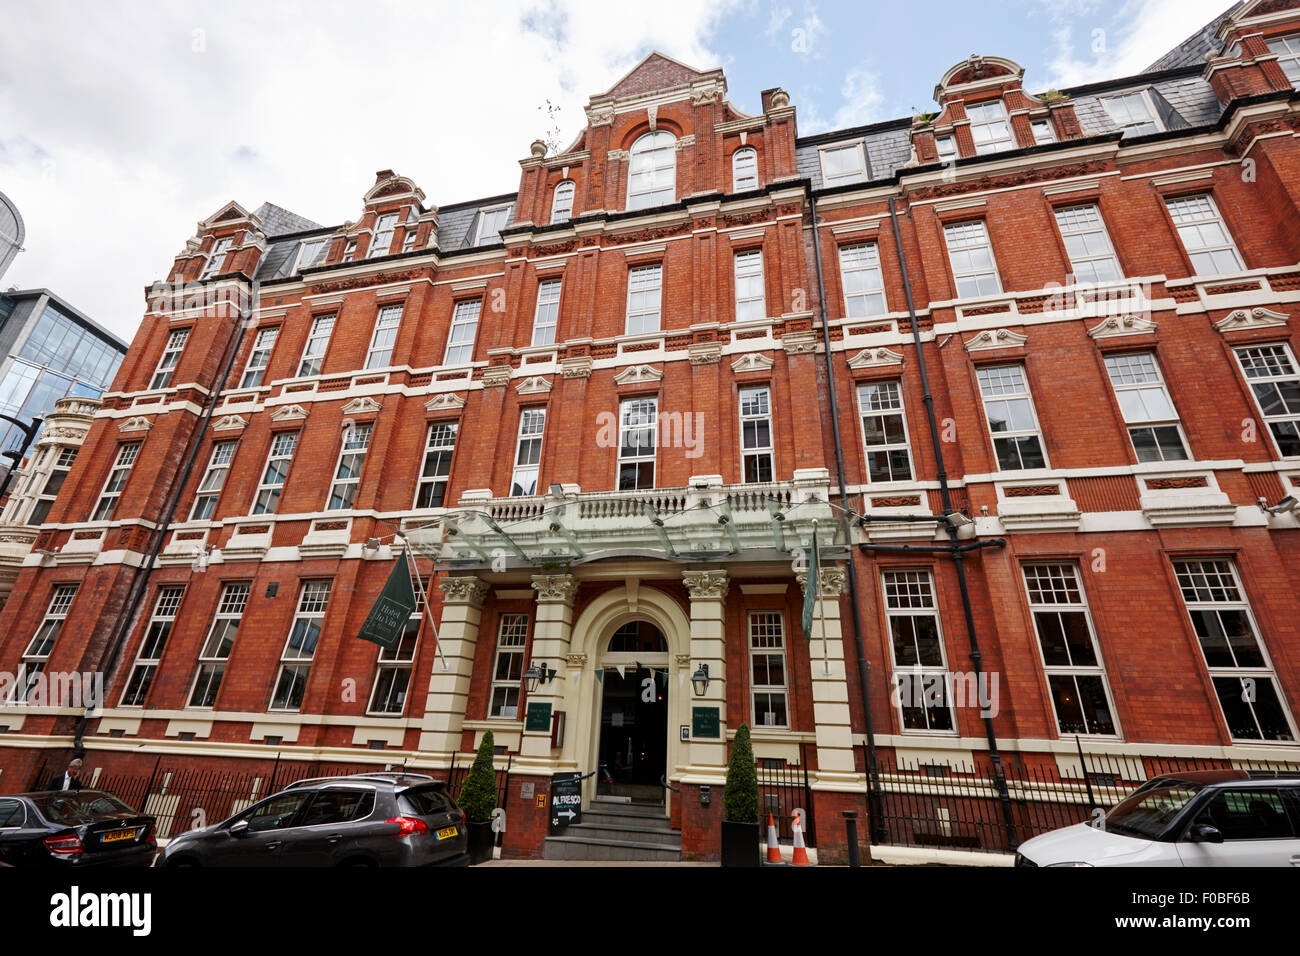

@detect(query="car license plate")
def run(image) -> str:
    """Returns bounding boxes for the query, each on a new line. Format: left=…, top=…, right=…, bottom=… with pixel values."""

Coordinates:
left=435, top=826, right=458, bottom=841
left=100, top=829, right=138, bottom=844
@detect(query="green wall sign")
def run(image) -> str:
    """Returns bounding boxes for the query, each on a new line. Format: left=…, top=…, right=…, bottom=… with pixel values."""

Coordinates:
left=692, top=706, right=720, bottom=739
left=525, top=701, right=553, bottom=732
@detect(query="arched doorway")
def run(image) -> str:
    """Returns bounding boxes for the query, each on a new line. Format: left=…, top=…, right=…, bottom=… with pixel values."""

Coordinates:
left=596, top=621, right=669, bottom=803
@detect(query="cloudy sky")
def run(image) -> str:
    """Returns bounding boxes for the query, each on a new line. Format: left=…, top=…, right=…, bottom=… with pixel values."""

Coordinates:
left=0, top=0, right=1237, bottom=343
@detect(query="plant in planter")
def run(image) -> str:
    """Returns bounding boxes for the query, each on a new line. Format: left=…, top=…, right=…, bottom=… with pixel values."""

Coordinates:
left=720, top=723, right=761, bottom=867
left=458, top=731, right=498, bottom=865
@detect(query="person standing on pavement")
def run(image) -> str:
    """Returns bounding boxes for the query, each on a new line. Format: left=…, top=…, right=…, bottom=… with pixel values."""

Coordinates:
left=46, top=757, right=85, bottom=791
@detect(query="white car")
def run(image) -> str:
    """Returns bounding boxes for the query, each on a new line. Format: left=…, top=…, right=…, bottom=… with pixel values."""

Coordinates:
left=1015, top=770, right=1300, bottom=867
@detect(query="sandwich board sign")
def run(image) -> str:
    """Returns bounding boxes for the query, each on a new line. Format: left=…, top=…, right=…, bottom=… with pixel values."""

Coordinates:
left=549, top=772, right=582, bottom=833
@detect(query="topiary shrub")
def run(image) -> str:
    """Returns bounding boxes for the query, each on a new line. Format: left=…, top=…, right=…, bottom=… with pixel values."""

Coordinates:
left=723, top=723, right=759, bottom=824
left=458, top=731, right=498, bottom=823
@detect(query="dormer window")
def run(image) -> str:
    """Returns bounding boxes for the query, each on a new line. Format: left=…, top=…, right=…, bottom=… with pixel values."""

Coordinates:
left=627, top=131, right=677, bottom=210
left=341, top=239, right=357, bottom=263
left=475, top=204, right=513, bottom=245
left=1101, top=91, right=1162, bottom=136
left=967, top=101, right=1014, bottom=155
left=402, top=230, right=418, bottom=253
left=732, top=147, right=758, bottom=192
left=200, top=237, right=232, bottom=279
left=1268, top=35, right=1300, bottom=85
left=1031, top=121, right=1055, bottom=145
left=370, top=214, right=397, bottom=258
left=820, top=142, right=867, bottom=187
left=935, top=136, right=957, bottom=162
left=550, top=181, right=576, bottom=224
left=295, top=238, right=328, bottom=272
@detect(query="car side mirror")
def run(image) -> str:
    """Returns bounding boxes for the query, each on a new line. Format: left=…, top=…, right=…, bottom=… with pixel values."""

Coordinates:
left=229, top=820, right=250, bottom=838
left=1190, top=823, right=1223, bottom=844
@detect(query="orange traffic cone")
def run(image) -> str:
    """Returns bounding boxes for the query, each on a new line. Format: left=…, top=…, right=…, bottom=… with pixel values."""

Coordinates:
left=766, top=812, right=782, bottom=863
left=791, top=810, right=811, bottom=866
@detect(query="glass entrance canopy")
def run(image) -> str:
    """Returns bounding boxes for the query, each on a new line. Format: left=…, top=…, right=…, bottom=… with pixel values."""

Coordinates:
left=403, top=481, right=841, bottom=571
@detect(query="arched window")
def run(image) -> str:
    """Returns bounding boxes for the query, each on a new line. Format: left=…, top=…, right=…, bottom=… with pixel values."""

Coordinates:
left=550, top=180, right=575, bottom=224
left=732, top=147, right=758, bottom=192
left=627, top=131, right=676, bottom=211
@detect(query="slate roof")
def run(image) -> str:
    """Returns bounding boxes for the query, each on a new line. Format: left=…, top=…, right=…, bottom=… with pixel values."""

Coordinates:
left=1145, top=2, right=1242, bottom=71
left=253, top=202, right=322, bottom=237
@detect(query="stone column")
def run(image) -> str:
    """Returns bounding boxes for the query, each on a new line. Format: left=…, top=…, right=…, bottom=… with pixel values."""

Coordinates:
left=681, top=569, right=729, bottom=772
left=517, top=573, right=578, bottom=768
left=796, top=565, right=860, bottom=784
left=417, top=575, right=489, bottom=759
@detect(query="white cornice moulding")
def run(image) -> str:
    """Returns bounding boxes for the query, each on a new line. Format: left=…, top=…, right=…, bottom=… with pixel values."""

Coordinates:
left=340, top=396, right=383, bottom=415
left=515, top=376, right=553, bottom=395
left=117, top=416, right=153, bottom=433
left=1215, top=307, right=1289, bottom=332
left=730, top=352, right=775, bottom=373
left=270, top=404, right=309, bottom=422
left=212, top=414, right=249, bottom=432
left=964, top=328, right=1027, bottom=352
left=847, top=347, right=905, bottom=369
left=613, top=364, right=664, bottom=385
left=424, top=393, right=466, bottom=412
left=1088, top=314, right=1157, bottom=339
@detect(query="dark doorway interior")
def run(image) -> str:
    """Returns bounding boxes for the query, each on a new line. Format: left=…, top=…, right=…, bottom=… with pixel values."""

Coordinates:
left=597, top=623, right=669, bottom=803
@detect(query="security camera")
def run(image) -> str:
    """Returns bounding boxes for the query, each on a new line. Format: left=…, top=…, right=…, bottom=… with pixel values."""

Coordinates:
left=1264, top=495, right=1297, bottom=515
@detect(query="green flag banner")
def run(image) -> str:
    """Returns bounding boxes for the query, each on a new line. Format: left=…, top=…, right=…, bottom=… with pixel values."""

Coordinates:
left=801, top=524, right=820, bottom=639
left=357, top=548, right=417, bottom=650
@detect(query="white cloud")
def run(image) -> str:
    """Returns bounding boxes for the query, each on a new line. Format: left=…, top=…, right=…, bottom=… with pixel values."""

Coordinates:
left=797, top=62, right=885, bottom=135
left=765, top=3, right=792, bottom=40
left=1041, top=0, right=1238, bottom=89
left=0, top=0, right=740, bottom=341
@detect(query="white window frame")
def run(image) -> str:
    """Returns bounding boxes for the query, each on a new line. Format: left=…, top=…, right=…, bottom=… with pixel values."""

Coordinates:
left=365, top=305, right=403, bottom=370
left=943, top=220, right=1002, bottom=298
left=531, top=279, right=562, bottom=347
left=1031, top=120, right=1056, bottom=145
left=935, top=136, right=957, bottom=162
left=509, top=407, right=546, bottom=497
left=550, top=180, right=575, bottom=224
left=739, top=385, right=774, bottom=483
left=369, top=213, right=397, bottom=258
left=294, top=238, right=329, bottom=272
left=617, top=397, right=657, bottom=490
left=967, top=101, right=1014, bottom=154
left=625, top=264, right=662, bottom=335
left=857, top=381, right=914, bottom=482
left=367, top=582, right=423, bottom=716
left=251, top=431, right=298, bottom=515
left=200, top=237, right=232, bottom=279
left=415, top=422, right=457, bottom=509
left=883, top=569, right=957, bottom=734
left=121, top=586, right=185, bottom=707
left=475, top=204, right=513, bottom=245
left=12, top=585, right=77, bottom=703
left=1234, top=344, right=1300, bottom=458
left=1102, top=90, right=1163, bottom=136
left=1268, top=34, right=1300, bottom=85
left=627, top=131, right=677, bottom=210
left=489, top=613, right=529, bottom=718
left=326, top=423, right=373, bottom=511
left=733, top=249, right=766, bottom=322
left=1103, top=351, right=1190, bottom=462
left=732, top=147, right=758, bottom=192
left=92, top=442, right=141, bottom=521
left=270, top=580, right=332, bottom=713
left=1022, top=564, right=1119, bottom=738
left=748, top=611, right=789, bottom=728
left=819, top=142, right=867, bottom=187
left=297, top=313, right=336, bottom=378
left=341, top=239, right=357, bottom=263
left=28, top=447, right=76, bottom=526
left=239, top=327, right=278, bottom=389
left=976, top=365, right=1049, bottom=471
left=1166, top=194, right=1244, bottom=277
left=1053, top=203, right=1123, bottom=284
left=838, top=243, right=887, bottom=318
left=191, top=440, right=236, bottom=520
left=151, top=329, right=189, bottom=390
left=444, top=299, right=481, bottom=367
left=1173, top=558, right=1297, bottom=743
left=188, top=583, right=249, bottom=708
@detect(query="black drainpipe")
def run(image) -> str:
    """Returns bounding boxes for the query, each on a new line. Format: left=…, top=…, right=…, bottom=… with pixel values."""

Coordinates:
left=74, top=278, right=259, bottom=754
left=884, top=198, right=1017, bottom=849
left=806, top=185, right=887, bottom=842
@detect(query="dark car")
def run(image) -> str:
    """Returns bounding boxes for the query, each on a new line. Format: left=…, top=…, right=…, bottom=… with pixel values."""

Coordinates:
left=0, top=789, right=157, bottom=867
left=155, top=772, right=469, bottom=867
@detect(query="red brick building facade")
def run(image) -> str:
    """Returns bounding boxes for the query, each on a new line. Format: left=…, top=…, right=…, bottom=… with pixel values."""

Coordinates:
left=2, top=0, right=1300, bottom=862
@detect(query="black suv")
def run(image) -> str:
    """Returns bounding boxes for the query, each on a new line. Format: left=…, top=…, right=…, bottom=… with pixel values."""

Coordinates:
left=155, top=773, right=468, bottom=867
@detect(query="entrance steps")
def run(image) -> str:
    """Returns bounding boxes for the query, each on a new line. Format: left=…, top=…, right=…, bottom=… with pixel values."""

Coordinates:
left=542, top=797, right=681, bottom=862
